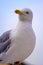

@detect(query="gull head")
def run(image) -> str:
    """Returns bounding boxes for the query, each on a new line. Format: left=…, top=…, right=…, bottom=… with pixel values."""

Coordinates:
left=15, top=8, right=33, bottom=23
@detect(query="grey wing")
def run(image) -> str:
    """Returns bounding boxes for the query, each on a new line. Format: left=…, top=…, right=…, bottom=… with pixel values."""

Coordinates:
left=0, top=30, right=11, bottom=54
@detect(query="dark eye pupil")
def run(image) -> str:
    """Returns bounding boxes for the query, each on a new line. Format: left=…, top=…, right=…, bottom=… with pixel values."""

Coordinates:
left=26, top=12, right=29, bottom=14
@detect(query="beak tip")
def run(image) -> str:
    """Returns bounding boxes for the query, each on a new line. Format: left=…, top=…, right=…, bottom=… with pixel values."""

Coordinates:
left=15, top=10, right=17, bottom=13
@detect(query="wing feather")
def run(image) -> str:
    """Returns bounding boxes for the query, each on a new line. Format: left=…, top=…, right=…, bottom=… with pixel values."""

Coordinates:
left=0, top=30, right=11, bottom=53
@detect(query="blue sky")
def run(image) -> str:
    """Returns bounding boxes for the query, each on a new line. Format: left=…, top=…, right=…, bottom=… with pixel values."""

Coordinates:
left=0, top=0, right=43, bottom=65
left=0, top=0, right=43, bottom=33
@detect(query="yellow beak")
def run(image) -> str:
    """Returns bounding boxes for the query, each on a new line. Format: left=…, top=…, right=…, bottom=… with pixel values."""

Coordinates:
left=15, top=9, right=23, bottom=15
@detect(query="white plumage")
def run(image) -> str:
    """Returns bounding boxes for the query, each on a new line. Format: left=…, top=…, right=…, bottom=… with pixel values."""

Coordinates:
left=0, top=8, right=36, bottom=64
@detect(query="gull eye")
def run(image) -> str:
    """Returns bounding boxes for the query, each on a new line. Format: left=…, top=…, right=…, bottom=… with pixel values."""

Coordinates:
left=26, top=12, right=29, bottom=14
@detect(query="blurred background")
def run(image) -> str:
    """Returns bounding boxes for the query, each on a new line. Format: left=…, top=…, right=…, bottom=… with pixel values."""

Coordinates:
left=0, top=0, right=43, bottom=65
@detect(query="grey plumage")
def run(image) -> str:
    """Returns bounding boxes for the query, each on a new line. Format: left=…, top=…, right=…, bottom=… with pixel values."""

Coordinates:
left=0, top=30, right=11, bottom=53
left=0, top=30, right=11, bottom=43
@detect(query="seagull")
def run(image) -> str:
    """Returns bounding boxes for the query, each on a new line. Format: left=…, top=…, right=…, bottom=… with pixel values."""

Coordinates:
left=0, top=8, right=36, bottom=65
